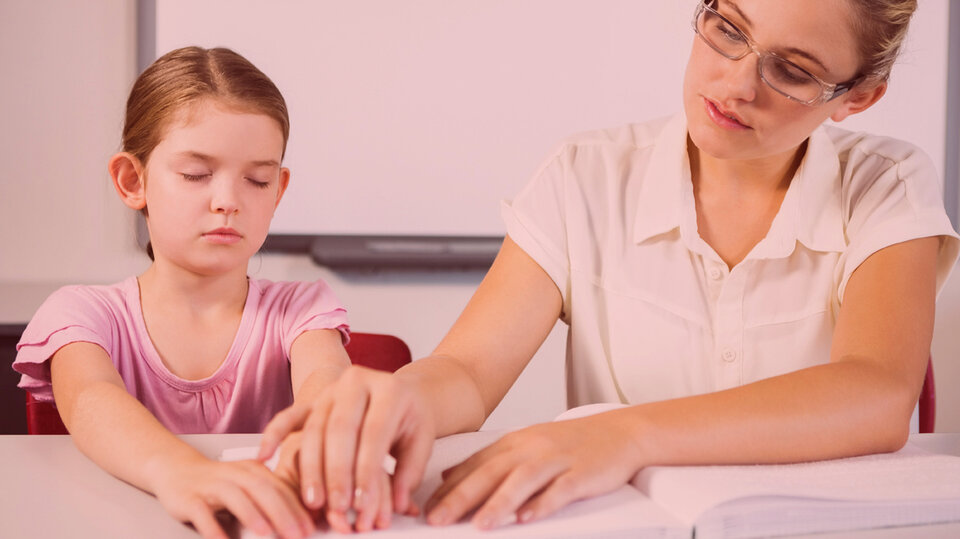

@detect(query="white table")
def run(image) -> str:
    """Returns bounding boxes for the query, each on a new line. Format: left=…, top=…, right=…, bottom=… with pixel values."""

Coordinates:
left=2, top=432, right=960, bottom=538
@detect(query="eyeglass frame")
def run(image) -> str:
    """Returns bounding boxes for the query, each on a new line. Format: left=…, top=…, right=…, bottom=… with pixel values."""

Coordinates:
left=692, top=0, right=862, bottom=106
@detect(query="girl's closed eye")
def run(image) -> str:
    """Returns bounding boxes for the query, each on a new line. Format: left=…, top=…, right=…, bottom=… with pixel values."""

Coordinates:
left=181, top=172, right=211, bottom=182
left=246, top=177, right=271, bottom=189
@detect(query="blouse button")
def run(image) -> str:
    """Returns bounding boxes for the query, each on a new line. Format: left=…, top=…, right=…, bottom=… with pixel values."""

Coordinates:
left=721, top=349, right=737, bottom=362
left=709, top=267, right=723, bottom=280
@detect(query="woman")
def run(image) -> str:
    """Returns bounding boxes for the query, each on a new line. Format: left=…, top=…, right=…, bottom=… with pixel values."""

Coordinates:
left=261, top=0, right=959, bottom=532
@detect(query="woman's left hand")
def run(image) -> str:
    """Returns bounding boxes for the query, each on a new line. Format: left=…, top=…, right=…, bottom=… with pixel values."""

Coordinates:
left=424, top=410, right=646, bottom=529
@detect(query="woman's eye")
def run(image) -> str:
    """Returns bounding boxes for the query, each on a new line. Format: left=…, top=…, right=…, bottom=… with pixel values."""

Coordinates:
left=717, top=22, right=744, bottom=43
left=181, top=173, right=210, bottom=182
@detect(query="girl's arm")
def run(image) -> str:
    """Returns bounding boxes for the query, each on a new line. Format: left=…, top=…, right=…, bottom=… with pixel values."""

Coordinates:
left=50, top=342, right=314, bottom=539
left=288, top=328, right=352, bottom=404
left=426, top=236, right=939, bottom=528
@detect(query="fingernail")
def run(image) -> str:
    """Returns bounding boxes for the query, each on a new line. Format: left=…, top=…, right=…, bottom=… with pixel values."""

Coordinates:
left=428, top=506, right=447, bottom=526
left=305, top=485, right=316, bottom=506
left=286, top=524, right=304, bottom=539
left=332, top=489, right=349, bottom=511
left=519, top=510, right=534, bottom=523
left=353, top=487, right=364, bottom=510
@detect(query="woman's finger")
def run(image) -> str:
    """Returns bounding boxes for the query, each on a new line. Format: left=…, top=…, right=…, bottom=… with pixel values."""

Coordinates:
left=299, top=395, right=333, bottom=509
left=376, top=471, right=394, bottom=529
left=471, top=459, right=568, bottom=529
left=322, top=373, right=373, bottom=516
left=425, top=452, right=514, bottom=526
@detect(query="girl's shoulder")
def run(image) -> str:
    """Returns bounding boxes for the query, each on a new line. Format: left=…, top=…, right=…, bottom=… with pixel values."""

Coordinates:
left=28, top=277, right=139, bottom=330
left=247, top=278, right=346, bottom=316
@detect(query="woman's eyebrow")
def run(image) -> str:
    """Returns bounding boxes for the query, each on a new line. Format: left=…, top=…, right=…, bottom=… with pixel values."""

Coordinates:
left=725, top=0, right=830, bottom=75
left=782, top=47, right=829, bottom=74
left=726, top=1, right=753, bottom=29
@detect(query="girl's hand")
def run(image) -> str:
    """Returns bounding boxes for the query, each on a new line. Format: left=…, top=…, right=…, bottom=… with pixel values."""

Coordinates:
left=424, top=411, right=645, bottom=530
left=259, top=365, right=435, bottom=529
left=151, top=455, right=314, bottom=539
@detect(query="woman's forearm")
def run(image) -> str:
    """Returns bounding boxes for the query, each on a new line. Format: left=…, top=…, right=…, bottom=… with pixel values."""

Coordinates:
left=394, top=353, right=490, bottom=437
left=622, top=358, right=917, bottom=468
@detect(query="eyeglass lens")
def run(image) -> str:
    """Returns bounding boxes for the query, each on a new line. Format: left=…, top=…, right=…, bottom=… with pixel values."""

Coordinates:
left=697, top=6, right=823, bottom=103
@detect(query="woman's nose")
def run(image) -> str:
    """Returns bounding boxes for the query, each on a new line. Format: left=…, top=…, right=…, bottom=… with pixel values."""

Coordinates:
left=720, top=52, right=761, bottom=103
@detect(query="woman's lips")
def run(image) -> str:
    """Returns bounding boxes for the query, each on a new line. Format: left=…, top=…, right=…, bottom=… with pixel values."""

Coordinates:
left=704, top=98, right=751, bottom=130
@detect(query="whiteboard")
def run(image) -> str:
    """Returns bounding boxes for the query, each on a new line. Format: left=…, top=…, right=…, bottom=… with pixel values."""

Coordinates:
left=154, top=0, right=949, bottom=238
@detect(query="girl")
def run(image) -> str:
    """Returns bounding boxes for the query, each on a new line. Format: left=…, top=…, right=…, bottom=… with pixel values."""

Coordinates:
left=14, top=47, right=352, bottom=539
left=260, top=0, right=959, bottom=532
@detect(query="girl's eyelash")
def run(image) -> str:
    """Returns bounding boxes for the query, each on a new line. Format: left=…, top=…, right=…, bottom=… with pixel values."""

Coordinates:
left=181, top=173, right=209, bottom=182
left=247, top=178, right=271, bottom=189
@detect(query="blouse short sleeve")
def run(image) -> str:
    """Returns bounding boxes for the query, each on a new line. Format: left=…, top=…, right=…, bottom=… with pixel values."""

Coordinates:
left=261, top=279, right=351, bottom=357
left=838, top=140, right=960, bottom=301
left=501, top=144, right=574, bottom=315
left=13, top=286, right=118, bottom=402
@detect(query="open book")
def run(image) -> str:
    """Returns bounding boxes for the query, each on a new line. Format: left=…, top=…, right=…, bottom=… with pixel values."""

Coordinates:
left=223, top=403, right=960, bottom=538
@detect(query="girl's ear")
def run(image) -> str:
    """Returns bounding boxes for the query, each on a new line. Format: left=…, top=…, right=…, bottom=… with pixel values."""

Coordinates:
left=830, top=81, right=887, bottom=123
left=108, top=152, right=147, bottom=210
left=274, top=167, right=291, bottom=209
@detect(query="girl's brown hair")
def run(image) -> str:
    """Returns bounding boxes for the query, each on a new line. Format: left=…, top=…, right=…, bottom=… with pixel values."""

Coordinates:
left=845, top=0, right=918, bottom=85
left=122, top=46, right=289, bottom=260
left=122, top=46, right=290, bottom=166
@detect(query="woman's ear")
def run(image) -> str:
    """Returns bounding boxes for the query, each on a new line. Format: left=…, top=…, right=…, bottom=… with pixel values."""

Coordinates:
left=830, top=81, right=887, bottom=123
left=108, top=152, right=147, bottom=210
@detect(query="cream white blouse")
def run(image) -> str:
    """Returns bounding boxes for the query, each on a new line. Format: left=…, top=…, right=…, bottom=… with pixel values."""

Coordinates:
left=502, top=114, right=960, bottom=407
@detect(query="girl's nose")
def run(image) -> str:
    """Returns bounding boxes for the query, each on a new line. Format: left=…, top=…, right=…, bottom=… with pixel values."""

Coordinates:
left=211, top=179, right=240, bottom=215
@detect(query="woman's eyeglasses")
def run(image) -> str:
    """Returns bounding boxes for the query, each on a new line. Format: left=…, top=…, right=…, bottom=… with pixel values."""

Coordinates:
left=692, top=0, right=860, bottom=105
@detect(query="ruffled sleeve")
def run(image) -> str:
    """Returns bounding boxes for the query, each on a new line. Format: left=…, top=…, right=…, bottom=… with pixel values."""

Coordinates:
left=13, top=286, right=117, bottom=402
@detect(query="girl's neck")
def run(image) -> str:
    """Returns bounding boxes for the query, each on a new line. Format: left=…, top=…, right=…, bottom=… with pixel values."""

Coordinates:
left=137, top=261, right=249, bottom=317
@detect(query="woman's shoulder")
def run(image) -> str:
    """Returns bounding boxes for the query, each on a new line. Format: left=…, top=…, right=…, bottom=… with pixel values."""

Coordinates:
left=822, top=124, right=933, bottom=173
left=554, top=115, right=676, bottom=154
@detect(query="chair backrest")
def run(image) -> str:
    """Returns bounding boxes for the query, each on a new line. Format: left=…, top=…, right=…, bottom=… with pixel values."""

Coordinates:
left=25, top=331, right=412, bottom=435
left=919, top=356, right=936, bottom=434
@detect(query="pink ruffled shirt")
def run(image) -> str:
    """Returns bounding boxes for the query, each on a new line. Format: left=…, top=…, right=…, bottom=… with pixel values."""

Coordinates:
left=14, top=277, right=349, bottom=434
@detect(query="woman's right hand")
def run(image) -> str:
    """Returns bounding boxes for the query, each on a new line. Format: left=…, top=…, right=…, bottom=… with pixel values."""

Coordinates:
left=259, top=365, right=436, bottom=530
left=151, top=455, right=314, bottom=539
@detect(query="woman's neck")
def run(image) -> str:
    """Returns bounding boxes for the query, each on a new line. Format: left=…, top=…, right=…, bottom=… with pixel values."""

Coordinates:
left=688, top=138, right=807, bottom=197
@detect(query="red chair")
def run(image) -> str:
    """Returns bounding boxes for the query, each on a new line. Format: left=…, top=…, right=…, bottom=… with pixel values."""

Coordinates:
left=25, top=331, right=412, bottom=435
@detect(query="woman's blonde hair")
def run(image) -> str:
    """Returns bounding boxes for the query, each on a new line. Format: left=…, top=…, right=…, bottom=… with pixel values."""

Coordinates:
left=845, top=0, right=918, bottom=85
left=122, top=46, right=290, bottom=165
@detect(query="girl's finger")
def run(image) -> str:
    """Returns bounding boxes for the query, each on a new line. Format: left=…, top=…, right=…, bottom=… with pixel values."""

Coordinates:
left=242, top=462, right=316, bottom=537
left=259, top=403, right=311, bottom=461
left=209, top=482, right=274, bottom=538
left=184, top=498, right=232, bottom=539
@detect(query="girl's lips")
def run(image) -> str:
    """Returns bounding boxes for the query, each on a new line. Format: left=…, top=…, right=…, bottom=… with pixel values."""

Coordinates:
left=203, top=228, right=242, bottom=244
left=704, top=98, right=751, bottom=130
